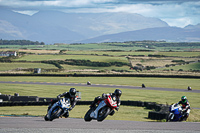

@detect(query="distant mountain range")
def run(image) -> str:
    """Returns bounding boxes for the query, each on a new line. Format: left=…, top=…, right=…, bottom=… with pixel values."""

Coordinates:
left=0, top=9, right=200, bottom=44
left=80, top=26, right=200, bottom=43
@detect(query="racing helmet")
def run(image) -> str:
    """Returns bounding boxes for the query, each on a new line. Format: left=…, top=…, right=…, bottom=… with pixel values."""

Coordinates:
left=181, top=96, right=187, bottom=103
left=69, top=88, right=76, bottom=97
left=114, top=89, right=122, bottom=97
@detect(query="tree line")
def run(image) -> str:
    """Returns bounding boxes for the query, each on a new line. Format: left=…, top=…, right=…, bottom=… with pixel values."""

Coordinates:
left=0, top=40, right=45, bottom=45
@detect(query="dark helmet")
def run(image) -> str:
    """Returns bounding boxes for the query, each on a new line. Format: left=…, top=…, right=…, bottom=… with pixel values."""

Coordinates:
left=181, top=96, right=187, bottom=103
left=114, top=89, right=122, bottom=97
left=69, top=88, right=76, bottom=97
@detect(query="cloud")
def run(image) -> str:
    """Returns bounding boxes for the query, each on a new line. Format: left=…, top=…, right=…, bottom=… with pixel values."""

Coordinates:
left=0, top=0, right=200, bottom=27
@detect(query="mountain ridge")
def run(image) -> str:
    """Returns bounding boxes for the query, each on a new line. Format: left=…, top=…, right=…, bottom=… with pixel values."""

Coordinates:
left=0, top=9, right=199, bottom=43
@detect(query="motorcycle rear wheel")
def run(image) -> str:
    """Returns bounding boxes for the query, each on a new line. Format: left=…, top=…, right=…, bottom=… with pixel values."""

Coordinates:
left=97, top=107, right=110, bottom=122
left=84, top=108, right=93, bottom=122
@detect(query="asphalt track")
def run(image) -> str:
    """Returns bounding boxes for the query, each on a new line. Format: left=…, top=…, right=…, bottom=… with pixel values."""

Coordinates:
left=0, top=81, right=200, bottom=93
left=0, top=117, right=200, bottom=133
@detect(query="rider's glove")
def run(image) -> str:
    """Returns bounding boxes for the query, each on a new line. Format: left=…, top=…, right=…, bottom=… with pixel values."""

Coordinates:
left=115, top=106, right=119, bottom=111
left=68, top=107, right=72, bottom=111
left=102, top=93, right=106, bottom=98
left=182, top=108, right=186, bottom=112
left=57, top=95, right=60, bottom=99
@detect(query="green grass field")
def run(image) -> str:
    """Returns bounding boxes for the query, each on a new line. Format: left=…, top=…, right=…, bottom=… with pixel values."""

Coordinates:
left=15, top=54, right=128, bottom=63
left=160, top=62, right=200, bottom=71
left=0, top=63, right=57, bottom=71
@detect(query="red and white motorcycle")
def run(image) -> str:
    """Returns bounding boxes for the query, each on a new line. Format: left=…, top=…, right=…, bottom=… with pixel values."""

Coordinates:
left=84, top=95, right=118, bottom=122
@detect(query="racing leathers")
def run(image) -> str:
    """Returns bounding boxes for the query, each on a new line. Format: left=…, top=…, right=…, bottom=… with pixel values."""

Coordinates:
left=49, top=92, right=77, bottom=118
left=90, top=93, right=121, bottom=113
left=178, top=100, right=191, bottom=120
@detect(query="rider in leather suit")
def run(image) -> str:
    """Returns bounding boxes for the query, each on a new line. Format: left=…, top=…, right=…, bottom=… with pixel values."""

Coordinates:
left=177, top=96, right=190, bottom=121
left=90, top=89, right=122, bottom=115
left=49, top=88, right=77, bottom=118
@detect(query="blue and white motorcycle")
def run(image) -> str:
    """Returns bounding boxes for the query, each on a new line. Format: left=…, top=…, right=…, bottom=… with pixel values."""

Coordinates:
left=167, top=103, right=183, bottom=122
left=44, top=98, right=71, bottom=121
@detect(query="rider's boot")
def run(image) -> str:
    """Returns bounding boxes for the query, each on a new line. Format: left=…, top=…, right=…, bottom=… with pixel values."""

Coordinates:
left=183, top=113, right=189, bottom=121
left=63, top=111, right=69, bottom=118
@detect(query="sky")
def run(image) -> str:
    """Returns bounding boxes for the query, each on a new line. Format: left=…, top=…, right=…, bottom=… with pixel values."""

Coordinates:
left=0, top=0, right=200, bottom=28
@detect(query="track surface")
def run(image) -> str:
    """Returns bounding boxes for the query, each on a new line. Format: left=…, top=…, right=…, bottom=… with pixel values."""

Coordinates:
left=0, top=117, right=200, bottom=133
left=0, top=81, right=199, bottom=93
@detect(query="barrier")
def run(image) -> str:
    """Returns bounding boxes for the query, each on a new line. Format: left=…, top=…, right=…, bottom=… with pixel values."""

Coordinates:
left=0, top=94, right=169, bottom=120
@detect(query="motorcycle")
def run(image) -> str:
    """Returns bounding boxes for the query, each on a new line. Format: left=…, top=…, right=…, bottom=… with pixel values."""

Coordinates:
left=87, top=81, right=91, bottom=85
left=167, top=103, right=183, bottom=122
left=84, top=95, right=118, bottom=122
left=44, top=98, right=71, bottom=121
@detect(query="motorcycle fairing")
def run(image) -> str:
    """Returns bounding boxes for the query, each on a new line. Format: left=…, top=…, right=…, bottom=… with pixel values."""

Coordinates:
left=106, top=95, right=117, bottom=109
left=47, top=98, right=70, bottom=119
left=90, top=100, right=106, bottom=119
left=169, top=103, right=182, bottom=121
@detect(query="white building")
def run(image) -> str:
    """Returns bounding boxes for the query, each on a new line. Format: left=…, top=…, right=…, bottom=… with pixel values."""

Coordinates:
left=0, top=51, right=17, bottom=57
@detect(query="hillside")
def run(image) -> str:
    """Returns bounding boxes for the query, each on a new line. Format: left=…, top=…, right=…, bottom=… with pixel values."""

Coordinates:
left=80, top=27, right=200, bottom=43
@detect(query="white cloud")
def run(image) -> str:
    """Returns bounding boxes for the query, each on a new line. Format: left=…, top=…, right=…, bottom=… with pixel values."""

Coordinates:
left=13, top=10, right=39, bottom=16
left=0, top=0, right=200, bottom=27
left=0, top=0, right=116, bottom=8
left=162, top=18, right=193, bottom=28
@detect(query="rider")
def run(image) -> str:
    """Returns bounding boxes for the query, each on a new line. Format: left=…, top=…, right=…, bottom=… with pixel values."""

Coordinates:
left=90, top=89, right=122, bottom=114
left=177, top=96, right=191, bottom=120
left=48, top=88, right=77, bottom=118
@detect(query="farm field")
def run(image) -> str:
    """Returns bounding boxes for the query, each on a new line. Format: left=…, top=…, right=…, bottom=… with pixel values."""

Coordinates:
left=0, top=63, right=56, bottom=71
left=14, top=54, right=128, bottom=63
left=1, top=41, right=200, bottom=51
left=0, top=49, right=200, bottom=75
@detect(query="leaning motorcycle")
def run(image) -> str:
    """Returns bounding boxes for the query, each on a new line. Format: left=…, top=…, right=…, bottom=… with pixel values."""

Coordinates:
left=167, top=103, right=183, bottom=122
left=84, top=95, right=118, bottom=122
left=44, top=98, right=71, bottom=121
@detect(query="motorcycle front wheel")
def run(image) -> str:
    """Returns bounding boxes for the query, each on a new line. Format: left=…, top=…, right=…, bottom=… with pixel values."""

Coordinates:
left=84, top=108, right=93, bottom=122
left=97, top=106, right=111, bottom=122
left=44, top=114, right=49, bottom=121
left=49, top=107, right=62, bottom=121
left=166, top=113, right=173, bottom=122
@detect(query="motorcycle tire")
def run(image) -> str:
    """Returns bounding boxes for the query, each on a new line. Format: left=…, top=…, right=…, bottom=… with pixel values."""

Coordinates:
left=49, top=107, right=62, bottom=121
left=109, top=110, right=115, bottom=116
left=97, top=107, right=111, bottom=122
left=84, top=108, right=93, bottom=122
left=44, top=114, right=49, bottom=121
left=166, top=113, right=173, bottom=122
